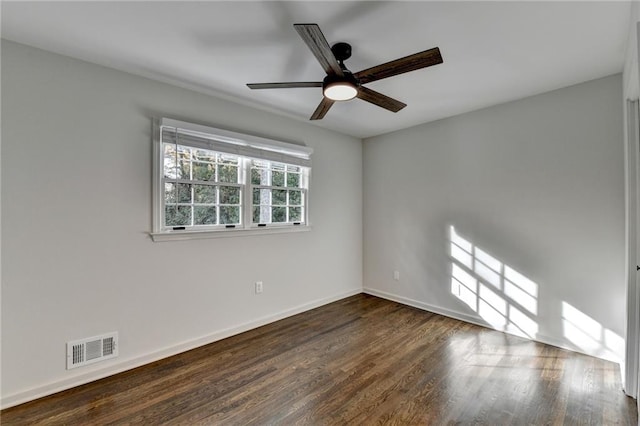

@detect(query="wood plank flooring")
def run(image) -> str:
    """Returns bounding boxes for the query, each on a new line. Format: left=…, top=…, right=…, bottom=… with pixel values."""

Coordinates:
left=2, top=294, right=637, bottom=425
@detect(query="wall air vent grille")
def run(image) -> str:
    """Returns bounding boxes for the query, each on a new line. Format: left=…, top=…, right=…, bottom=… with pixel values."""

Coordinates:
left=72, top=344, right=84, bottom=365
left=66, top=332, right=118, bottom=369
left=103, top=336, right=115, bottom=356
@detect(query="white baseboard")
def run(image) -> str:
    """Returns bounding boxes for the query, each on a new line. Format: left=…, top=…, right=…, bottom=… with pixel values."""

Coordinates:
left=1, top=288, right=361, bottom=410
left=363, top=287, right=622, bottom=366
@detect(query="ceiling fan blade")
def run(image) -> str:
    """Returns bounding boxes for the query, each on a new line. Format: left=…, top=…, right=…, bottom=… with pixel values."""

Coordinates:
left=310, top=97, right=335, bottom=120
left=247, top=82, right=322, bottom=89
left=294, top=24, right=344, bottom=77
left=357, top=86, right=406, bottom=113
left=354, top=47, right=443, bottom=85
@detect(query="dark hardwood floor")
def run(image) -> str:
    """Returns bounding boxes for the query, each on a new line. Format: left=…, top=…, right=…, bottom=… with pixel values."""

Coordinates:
left=2, top=294, right=637, bottom=425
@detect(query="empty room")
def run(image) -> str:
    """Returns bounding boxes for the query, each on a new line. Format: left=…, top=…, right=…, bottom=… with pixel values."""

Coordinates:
left=2, top=1, right=640, bottom=424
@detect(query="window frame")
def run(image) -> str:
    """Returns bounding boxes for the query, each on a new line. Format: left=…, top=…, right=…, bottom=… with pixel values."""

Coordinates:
left=151, top=118, right=312, bottom=242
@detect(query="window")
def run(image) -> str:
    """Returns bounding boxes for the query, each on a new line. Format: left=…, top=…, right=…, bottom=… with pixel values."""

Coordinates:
left=251, top=160, right=306, bottom=224
left=152, top=118, right=312, bottom=241
left=163, top=147, right=242, bottom=228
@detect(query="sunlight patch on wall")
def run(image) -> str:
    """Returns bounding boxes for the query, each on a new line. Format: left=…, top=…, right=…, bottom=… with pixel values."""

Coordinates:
left=562, top=301, right=623, bottom=362
left=451, top=263, right=477, bottom=310
left=449, top=226, right=539, bottom=340
left=478, top=284, right=507, bottom=329
left=449, top=226, right=624, bottom=362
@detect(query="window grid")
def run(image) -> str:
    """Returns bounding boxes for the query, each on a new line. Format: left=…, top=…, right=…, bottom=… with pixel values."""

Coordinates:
left=163, top=143, right=242, bottom=228
left=161, top=142, right=308, bottom=231
left=250, top=160, right=306, bottom=225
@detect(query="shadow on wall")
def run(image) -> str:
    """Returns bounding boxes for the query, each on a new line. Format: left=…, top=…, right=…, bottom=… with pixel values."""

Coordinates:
left=449, top=225, right=623, bottom=362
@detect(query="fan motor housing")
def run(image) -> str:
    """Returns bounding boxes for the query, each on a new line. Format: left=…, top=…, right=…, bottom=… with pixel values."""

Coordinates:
left=331, top=42, right=352, bottom=62
left=323, top=71, right=358, bottom=88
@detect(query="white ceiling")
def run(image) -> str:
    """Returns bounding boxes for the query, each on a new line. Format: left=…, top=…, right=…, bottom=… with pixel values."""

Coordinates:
left=1, top=1, right=632, bottom=139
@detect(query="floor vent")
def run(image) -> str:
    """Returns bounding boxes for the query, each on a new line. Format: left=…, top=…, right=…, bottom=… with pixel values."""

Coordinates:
left=66, top=332, right=118, bottom=369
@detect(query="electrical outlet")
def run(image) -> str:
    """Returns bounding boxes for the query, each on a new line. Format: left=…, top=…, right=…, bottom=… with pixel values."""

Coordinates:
left=255, top=281, right=263, bottom=294
left=393, top=270, right=400, bottom=281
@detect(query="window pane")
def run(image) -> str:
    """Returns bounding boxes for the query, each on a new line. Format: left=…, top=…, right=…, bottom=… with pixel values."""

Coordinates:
left=194, top=185, right=216, bottom=204
left=289, top=190, right=301, bottom=205
left=192, top=162, right=215, bottom=181
left=260, top=206, right=270, bottom=223
left=287, top=173, right=300, bottom=188
left=272, top=189, right=286, bottom=205
left=272, top=162, right=285, bottom=171
left=164, top=155, right=191, bottom=179
left=219, top=154, right=239, bottom=165
left=219, top=165, right=238, bottom=183
left=176, top=183, right=191, bottom=203
left=220, top=206, right=240, bottom=224
left=272, top=171, right=285, bottom=187
left=177, top=146, right=191, bottom=161
left=287, top=165, right=300, bottom=173
left=272, top=207, right=286, bottom=222
left=165, top=205, right=191, bottom=227
left=253, top=188, right=270, bottom=205
left=194, top=206, right=217, bottom=225
left=220, top=186, right=240, bottom=204
left=163, top=143, right=176, bottom=156
left=194, top=149, right=215, bottom=162
left=289, top=207, right=302, bottom=222
left=252, top=160, right=268, bottom=169
left=167, top=146, right=191, bottom=180
left=173, top=160, right=190, bottom=180
left=251, top=168, right=262, bottom=185
left=165, top=182, right=176, bottom=203
left=163, top=144, right=177, bottom=179
left=252, top=205, right=270, bottom=224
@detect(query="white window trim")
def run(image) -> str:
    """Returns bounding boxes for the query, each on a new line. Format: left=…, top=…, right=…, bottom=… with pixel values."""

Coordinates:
left=150, top=118, right=312, bottom=242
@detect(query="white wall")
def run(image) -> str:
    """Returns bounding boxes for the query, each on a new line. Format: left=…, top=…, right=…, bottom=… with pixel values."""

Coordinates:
left=0, top=40, right=362, bottom=407
left=364, top=74, right=625, bottom=364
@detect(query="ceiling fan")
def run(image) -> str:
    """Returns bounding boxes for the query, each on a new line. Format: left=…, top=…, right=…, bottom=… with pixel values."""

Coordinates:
left=247, top=23, right=443, bottom=120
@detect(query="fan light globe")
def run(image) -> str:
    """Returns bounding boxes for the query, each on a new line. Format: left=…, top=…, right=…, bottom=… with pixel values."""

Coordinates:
left=323, top=82, right=357, bottom=101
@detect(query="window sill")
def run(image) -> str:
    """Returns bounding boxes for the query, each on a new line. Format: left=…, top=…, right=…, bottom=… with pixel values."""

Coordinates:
left=150, top=225, right=311, bottom=242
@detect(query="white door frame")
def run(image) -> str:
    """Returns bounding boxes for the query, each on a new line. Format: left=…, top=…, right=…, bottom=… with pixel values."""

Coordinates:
left=625, top=98, right=640, bottom=399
